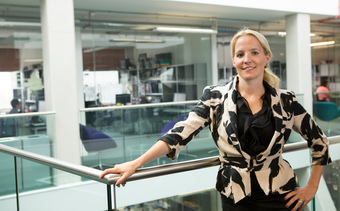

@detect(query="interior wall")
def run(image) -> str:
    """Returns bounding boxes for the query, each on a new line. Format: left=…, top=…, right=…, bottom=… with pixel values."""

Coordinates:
left=312, top=46, right=340, bottom=64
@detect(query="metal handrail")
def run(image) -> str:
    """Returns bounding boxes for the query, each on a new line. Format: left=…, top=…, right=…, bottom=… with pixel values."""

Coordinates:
left=0, top=136, right=339, bottom=185
left=79, top=100, right=199, bottom=112
left=0, top=144, right=103, bottom=183
left=313, top=91, right=340, bottom=95
left=0, top=111, right=56, bottom=119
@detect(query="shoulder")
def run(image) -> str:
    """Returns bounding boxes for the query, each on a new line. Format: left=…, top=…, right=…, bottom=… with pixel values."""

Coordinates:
left=276, top=89, right=296, bottom=100
left=277, top=89, right=308, bottom=115
left=202, top=83, right=232, bottom=100
left=317, top=86, right=329, bottom=92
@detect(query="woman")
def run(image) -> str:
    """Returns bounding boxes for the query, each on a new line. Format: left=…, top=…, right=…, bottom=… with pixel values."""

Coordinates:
left=100, top=28, right=331, bottom=211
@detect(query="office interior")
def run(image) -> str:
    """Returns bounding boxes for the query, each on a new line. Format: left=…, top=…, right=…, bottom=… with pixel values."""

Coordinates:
left=0, top=0, right=340, bottom=210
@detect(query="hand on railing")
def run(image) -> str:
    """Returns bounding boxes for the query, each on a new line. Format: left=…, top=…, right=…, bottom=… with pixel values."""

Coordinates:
left=99, top=161, right=138, bottom=187
left=99, top=140, right=171, bottom=186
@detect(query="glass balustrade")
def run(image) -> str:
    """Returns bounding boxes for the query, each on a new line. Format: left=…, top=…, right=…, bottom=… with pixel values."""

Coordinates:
left=1, top=135, right=340, bottom=210
left=115, top=187, right=221, bottom=211
left=0, top=154, right=109, bottom=211
left=1, top=102, right=339, bottom=211
left=0, top=113, right=56, bottom=197
left=323, top=157, right=340, bottom=210
left=312, top=91, right=340, bottom=137
left=79, top=102, right=216, bottom=171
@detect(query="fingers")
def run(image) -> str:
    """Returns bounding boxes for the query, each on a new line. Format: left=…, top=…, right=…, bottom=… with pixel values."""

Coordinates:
left=115, top=173, right=128, bottom=186
left=284, top=188, right=312, bottom=211
left=98, top=166, right=128, bottom=187
left=297, top=200, right=306, bottom=211
left=285, top=197, right=306, bottom=211
left=99, top=168, right=115, bottom=179
left=292, top=200, right=305, bottom=211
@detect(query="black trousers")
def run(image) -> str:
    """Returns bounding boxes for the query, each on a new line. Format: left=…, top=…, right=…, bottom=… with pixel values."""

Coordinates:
left=220, top=172, right=298, bottom=211
left=220, top=192, right=299, bottom=211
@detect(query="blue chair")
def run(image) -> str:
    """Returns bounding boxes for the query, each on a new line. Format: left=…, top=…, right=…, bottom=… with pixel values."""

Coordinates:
left=79, top=124, right=117, bottom=169
left=160, top=113, right=187, bottom=136
left=160, top=114, right=197, bottom=160
left=313, top=102, right=340, bottom=135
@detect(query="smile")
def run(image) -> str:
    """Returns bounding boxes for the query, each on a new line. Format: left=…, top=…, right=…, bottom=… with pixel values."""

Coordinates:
left=243, top=66, right=256, bottom=70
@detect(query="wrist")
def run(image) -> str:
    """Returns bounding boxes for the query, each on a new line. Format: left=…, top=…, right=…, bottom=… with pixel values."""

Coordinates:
left=306, top=182, right=319, bottom=192
left=133, top=158, right=144, bottom=169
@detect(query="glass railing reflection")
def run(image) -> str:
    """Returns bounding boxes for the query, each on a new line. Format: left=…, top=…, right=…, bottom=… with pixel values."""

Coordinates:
left=80, top=102, right=216, bottom=170
left=323, top=159, right=340, bottom=210
left=313, top=91, right=340, bottom=137
left=116, top=188, right=220, bottom=211
left=0, top=112, right=55, bottom=197
left=0, top=154, right=108, bottom=211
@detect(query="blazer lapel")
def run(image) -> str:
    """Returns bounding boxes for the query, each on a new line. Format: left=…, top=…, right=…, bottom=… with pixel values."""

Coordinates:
left=224, top=77, right=246, bottom=156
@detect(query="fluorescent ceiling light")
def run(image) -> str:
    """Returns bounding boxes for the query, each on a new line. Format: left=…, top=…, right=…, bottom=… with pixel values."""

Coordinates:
left=24, top=59, right=43, bottom=63
left=0, top=21, right=41, bottom=27
left=278, top=32, right=316, bottom=36
left=155, top=27, right=217, bottom=34
left=310, top=41, right=335, bottom=47
left=110, top=38, right=164, bottom=43
left=278, top=32, right=286, bottom=36
left=83, top=47, right=109, bottom=53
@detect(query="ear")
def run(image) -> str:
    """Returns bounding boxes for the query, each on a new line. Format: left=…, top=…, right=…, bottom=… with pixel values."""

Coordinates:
left=265, top=52, right=271, bottom=64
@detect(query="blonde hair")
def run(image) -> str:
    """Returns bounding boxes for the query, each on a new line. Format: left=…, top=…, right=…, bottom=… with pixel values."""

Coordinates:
left=230, top=28, right=280, bottom=89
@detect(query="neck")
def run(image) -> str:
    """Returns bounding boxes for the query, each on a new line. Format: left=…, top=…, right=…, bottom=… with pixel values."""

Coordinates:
left=237, top=77, right=265, bottom=97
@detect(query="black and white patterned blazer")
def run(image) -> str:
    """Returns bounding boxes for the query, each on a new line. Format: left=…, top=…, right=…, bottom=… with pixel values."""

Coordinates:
left=160, top=76, right=331, bottom=203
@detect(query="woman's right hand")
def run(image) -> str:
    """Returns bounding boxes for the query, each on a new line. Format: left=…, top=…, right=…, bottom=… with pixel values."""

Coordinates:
left=99, top=140, right=171, bottom=186
left=99, top=160, right=138, bottom=187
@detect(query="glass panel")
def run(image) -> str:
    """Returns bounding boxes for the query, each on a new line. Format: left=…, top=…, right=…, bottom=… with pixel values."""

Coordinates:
left=117, top=188, right=220, bottom=211
left=0, top=150, right=17, bottom=211
left=323, top=158, right=340, bottom=210
left=82, top=29, right=211, bottom=107
left=0, top=114, right=55, bottom=138
left=0, top=114, right=56, bottom=197
left=0, top=157, right=109, bottom=211
left=80, top=102, right=216, bottom=170
left=0, top=28, right=44, bottom=116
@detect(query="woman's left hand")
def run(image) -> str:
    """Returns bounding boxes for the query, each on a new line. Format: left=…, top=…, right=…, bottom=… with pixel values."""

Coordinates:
left=283, top=185, right=318, bottom=211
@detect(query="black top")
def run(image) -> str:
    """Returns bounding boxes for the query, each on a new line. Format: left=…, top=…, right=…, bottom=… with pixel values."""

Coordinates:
left=236, top=83, right=276, bottom=198
left=236, top=85, right=275, bottom=157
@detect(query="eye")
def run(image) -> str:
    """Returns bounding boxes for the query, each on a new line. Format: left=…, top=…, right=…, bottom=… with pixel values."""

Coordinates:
left=252, top=51, right=259, bottom=55
left=236, top=53, right=243, bottom=58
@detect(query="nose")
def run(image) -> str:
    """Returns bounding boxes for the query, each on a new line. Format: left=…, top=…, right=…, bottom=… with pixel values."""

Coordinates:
left=243, top=53, right=252, bottom=64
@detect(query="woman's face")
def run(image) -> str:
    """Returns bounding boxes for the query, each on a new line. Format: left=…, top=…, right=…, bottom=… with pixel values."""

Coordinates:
left=232, top=35, right=270, bottom=82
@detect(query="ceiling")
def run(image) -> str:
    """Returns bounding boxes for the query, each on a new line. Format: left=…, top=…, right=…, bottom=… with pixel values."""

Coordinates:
left=0, top=0, right=339, bottom=34
left=0, top=0, right=339, bottom=51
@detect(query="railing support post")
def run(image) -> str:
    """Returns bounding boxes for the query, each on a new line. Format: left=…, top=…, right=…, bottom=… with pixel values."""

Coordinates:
left=14, top=157, right=20, bottom=211
left=107, top=184, right=117, bottom=211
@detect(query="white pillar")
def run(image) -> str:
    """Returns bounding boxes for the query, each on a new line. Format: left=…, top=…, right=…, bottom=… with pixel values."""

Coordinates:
left=75, top=27, right=86, bottom=124
left=285, top=14, right=313, bottom=113
left=211, top=32, right=218, bottom=85
left=40, top=0, right=81, bottom=164
left=75, top=28, right=85, bottom=109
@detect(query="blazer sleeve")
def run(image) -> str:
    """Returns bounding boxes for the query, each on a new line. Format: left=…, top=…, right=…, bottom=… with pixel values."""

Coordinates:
left=289, top=92, right=332, bottom=166
left=159, top=86, right=213, bottom=159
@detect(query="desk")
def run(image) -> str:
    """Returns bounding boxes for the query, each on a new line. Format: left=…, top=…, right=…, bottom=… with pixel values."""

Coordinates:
left=30, top=122, right=46, bottom=134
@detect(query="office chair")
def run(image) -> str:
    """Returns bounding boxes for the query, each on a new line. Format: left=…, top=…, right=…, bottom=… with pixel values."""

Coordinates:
left=160, top=113, right=187, bottom=136
left=313, top=102, right=340, bottom=135
left=79, top=124, right=117, bottom=170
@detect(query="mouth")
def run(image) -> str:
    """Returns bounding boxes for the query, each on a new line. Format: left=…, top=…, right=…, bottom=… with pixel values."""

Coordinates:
left=243, top=66, right=256, bottom=71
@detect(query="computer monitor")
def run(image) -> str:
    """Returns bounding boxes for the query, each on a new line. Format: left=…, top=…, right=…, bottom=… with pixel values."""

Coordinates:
left=115, top=94, right=131, bottom=105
